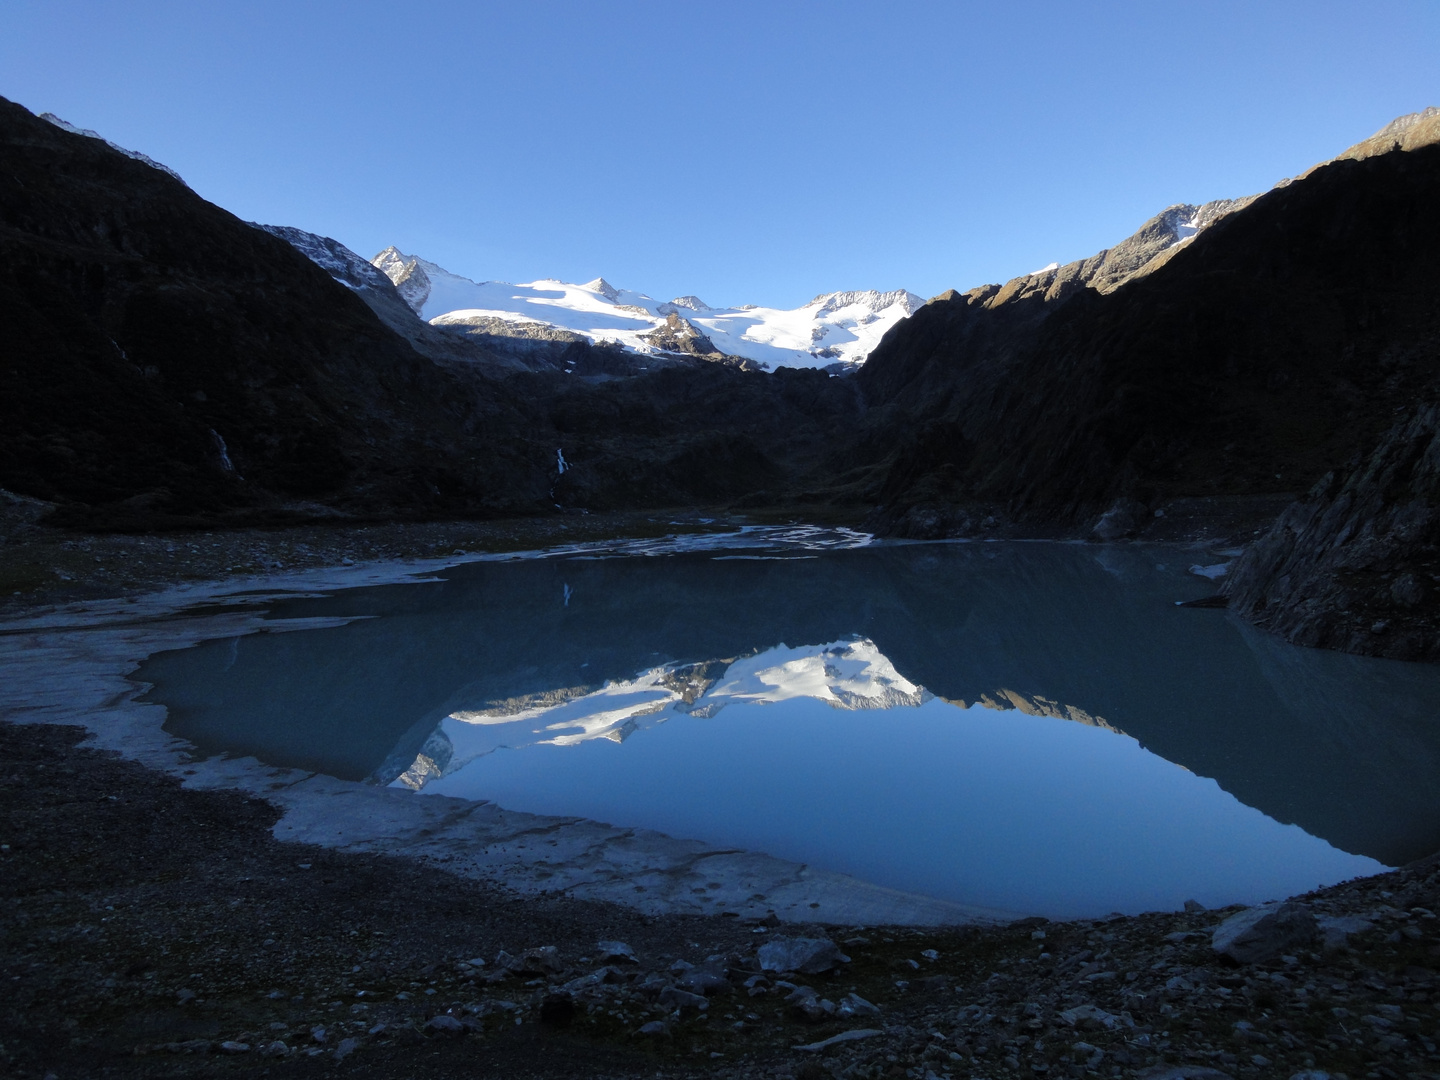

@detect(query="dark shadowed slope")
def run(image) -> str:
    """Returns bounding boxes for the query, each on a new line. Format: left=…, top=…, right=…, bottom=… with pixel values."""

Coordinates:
left=1223, top=403, right=1440, bottom=661
left=858, top=130, right=1440, bottom=529
left=0, top=97, right=555, bottom=527
left=0, top=95, right=862, bottom=528
left=849, top=112, right=1440, bottom=657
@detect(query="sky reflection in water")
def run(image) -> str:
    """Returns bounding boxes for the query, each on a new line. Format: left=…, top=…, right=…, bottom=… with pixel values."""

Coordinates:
left=141, top=534, right=1440, bottom=918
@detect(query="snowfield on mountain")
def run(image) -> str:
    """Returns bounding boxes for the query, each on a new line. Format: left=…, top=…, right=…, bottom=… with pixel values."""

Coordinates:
left=371, top=246, right=923, bottom=371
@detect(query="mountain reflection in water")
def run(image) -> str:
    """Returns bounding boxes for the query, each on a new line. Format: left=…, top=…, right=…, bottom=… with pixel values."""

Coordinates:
left=391, top=638, right=929, bottom=790
left=140, top=538, right=1440, bottom=914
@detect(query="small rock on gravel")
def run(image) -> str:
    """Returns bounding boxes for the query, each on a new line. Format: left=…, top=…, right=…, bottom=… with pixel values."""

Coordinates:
left=658, top=986, right=709, bottom=1014
left=794, top=1028, right=883, bottom=1052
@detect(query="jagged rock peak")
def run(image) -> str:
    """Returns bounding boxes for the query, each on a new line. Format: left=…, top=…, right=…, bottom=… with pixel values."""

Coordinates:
left=371, top=246, right=431, bottom=315
left=667, top=295, right=710, bottom=311
left=810, top=289, right=926, bottom=317
left=640, top=312, right=720, bottom=357
left=371, top=245, right=413, bottom=276
left=1373, top=105, right=1440, bottom=140
left=583, top=277, right=621, bottom=302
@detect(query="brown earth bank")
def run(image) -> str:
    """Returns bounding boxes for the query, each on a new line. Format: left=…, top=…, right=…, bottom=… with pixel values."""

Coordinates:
left=4, top=721, right=1440, bottom=1080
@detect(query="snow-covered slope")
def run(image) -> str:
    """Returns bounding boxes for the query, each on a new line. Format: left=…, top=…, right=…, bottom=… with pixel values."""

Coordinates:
left=372, top=246, right=921, bottom=371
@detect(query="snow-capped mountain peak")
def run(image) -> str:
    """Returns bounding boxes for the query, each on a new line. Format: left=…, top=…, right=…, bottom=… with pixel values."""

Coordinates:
left=372, top=246, right=437, bottom=315
left=369, top=248, right=918, bottom=371
left=663, top=295, right=711, bottom=312
left=581, top=277, right=621, bottom=303
left=812, top=289, right=925, bottom=319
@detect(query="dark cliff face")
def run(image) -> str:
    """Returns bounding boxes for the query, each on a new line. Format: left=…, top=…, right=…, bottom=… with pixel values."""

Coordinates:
left=856, top=142, right=1440, bottom=531
left=853, top=134, right=1440, bottom=658
left=1223, top=405, right=1440, bottom=662
left=541, top=364, right=861, bottom=511
left=0, top=98, right=559, bottom=527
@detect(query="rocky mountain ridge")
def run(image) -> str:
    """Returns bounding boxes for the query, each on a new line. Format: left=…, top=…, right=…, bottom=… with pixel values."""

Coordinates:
left=1223, top=403, right=1440, bottom=661
left=38, top=111, right=187, bottom=184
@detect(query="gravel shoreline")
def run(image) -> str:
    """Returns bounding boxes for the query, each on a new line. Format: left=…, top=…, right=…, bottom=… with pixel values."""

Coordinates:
left=5, top=723, right=1440, bottom=1080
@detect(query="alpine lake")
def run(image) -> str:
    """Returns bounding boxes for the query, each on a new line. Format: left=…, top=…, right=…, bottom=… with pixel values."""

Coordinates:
left=136, top=528, right=1440, bottom=920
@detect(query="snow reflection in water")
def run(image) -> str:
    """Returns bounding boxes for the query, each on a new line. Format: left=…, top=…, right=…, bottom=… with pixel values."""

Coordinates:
left=394, top=639, right=926, bottom=788
left=140, top=533, right=1440, bottom=918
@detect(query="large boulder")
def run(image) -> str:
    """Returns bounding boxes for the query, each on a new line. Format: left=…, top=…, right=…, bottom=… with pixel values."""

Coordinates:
left=1092, top=498, right=1149, bottom=540
left=756, top=936, right=850, bottom=975
left=1211, top=901, right=1317, bottom=964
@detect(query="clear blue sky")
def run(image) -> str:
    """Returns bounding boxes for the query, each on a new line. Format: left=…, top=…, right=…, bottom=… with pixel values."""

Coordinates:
left=2, top=1, right=1437, bottom=308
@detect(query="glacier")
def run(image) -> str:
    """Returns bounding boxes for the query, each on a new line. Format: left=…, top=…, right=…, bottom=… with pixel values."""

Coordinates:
left=372, top=246, right=922, bottom=372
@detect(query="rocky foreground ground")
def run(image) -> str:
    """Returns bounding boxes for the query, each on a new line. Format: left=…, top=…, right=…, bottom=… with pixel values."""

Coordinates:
left=3, top=722, right=1439, bottom=1080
